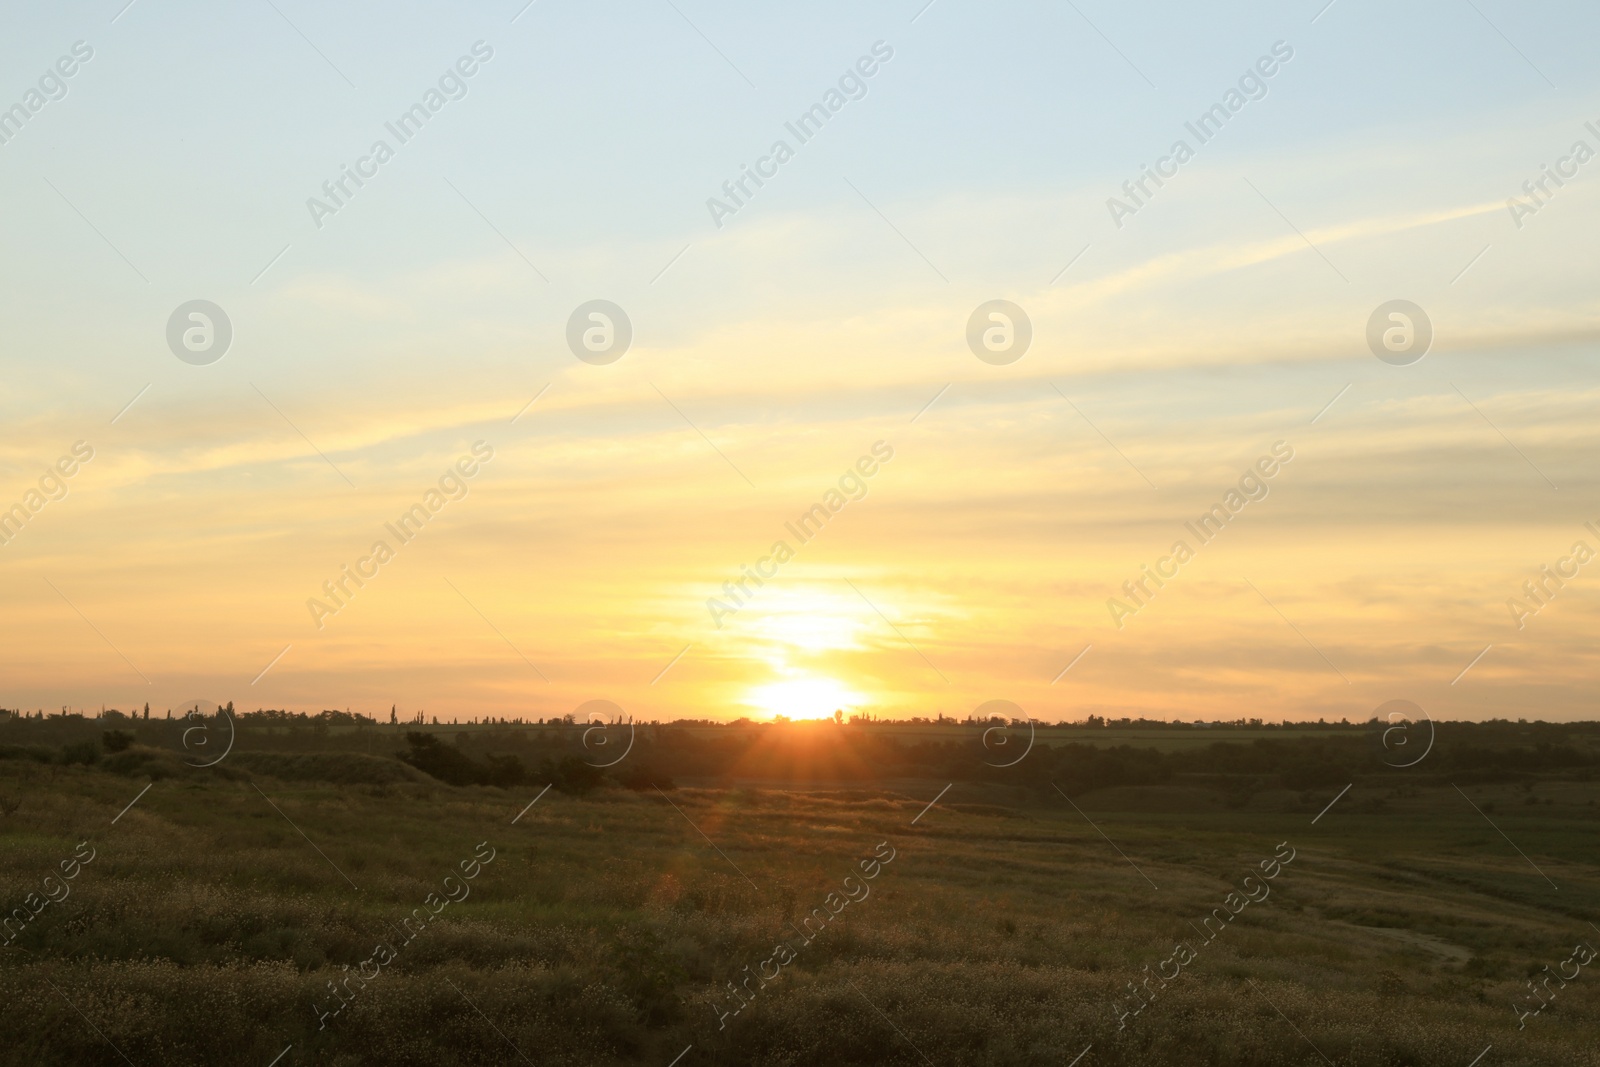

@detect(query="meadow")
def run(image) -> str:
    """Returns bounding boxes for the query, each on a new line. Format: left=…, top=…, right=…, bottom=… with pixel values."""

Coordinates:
left=0, top=712, right=1597, bottom=1066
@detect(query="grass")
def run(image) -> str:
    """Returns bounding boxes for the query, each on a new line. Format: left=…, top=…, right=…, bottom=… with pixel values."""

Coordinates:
left=0, top=738, right=1596, bottom=1066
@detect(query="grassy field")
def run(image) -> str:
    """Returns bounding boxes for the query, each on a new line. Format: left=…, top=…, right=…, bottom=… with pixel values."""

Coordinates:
left=1, top=721, right=1597, bottom=1066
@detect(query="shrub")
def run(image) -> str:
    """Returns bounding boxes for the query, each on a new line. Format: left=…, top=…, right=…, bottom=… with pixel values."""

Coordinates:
left=0, top=744, right=55, bottom=763
left=101, top=748, right=191, bottom=781
left=616, top=762, right=674, bottom=791
left=59, top=741, right=99, bottom=766
left=394, top=734, right=544, bottom=789
left=396, top=732, right=488, bottom=785
left=484, top=753, right=529, bottom=788
left=543, top=756, right=605, bottom=795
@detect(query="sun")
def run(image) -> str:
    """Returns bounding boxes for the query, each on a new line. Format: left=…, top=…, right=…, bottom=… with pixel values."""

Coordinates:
left=744, top=676, right=863, bottom=721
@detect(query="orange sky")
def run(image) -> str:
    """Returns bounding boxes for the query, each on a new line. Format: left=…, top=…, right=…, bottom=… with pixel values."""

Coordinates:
left=3, top=6, right=1597, bottom=723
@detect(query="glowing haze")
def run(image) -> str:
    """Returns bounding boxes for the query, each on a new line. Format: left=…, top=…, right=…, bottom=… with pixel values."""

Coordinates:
left=2, top=1, right=1597, bottom=723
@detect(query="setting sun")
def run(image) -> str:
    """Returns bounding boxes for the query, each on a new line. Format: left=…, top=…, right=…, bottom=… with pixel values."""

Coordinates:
left=743, top=676, right=863, bottom=721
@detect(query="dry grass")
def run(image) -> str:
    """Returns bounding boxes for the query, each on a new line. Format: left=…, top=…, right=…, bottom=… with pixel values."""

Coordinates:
left=0, top=761, right=1596, bottom=1065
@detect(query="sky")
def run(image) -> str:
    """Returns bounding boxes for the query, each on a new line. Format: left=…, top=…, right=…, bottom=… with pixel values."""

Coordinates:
left=2, top=0, right=1599, bottom=724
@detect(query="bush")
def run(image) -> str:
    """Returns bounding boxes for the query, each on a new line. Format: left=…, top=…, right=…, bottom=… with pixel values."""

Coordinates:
left=103, top=730, right=134, bottom=753
left=542, top=756, right=605, bottom=796
left=397, top=732, right=488, bottom=786
left=394, top=733, right=536, bottom=788
left=484, top=753, right=529, bottom=788
left=102, top=748, right=196, bottom=781
left=59, top=741, right=99, bottom=766
left=616, top=762, right=674, bottom=791
left=0, top=744, right=55, bottom=764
